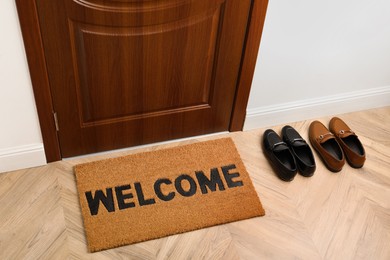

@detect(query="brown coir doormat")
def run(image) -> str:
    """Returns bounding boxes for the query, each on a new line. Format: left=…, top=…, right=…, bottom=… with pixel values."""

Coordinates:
left=74, top=137, right=265, bottom=252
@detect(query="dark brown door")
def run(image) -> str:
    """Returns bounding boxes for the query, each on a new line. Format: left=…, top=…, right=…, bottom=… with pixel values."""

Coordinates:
left=32, top=0, right=254, bottom=157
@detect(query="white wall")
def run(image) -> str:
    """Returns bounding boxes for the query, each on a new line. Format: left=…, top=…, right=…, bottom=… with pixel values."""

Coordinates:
left=0, top=0, right=46, bottom=172
left=245, top=0, right=390, bottom=129
left=1, top=0, right=390, bottom=172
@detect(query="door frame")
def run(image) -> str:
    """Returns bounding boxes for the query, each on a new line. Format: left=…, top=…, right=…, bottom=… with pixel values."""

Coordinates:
left=15, top=0, right=268, bottom=162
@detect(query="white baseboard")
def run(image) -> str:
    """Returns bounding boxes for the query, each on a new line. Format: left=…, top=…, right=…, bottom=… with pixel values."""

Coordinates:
left=0, top=143, right=46, bottom=173
left=1, top=86, right=389, bottom=172
left=244, top=86, right=390, bottom=130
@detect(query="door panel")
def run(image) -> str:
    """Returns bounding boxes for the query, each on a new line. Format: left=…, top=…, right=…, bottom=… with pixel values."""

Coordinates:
left=68, top=8, right=219, bottom=125
left=35, top=0, right=253, bottom=157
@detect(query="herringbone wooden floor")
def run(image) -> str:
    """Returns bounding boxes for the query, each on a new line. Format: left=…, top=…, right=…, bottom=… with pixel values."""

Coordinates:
left=1, top=107, right=389, bottom=259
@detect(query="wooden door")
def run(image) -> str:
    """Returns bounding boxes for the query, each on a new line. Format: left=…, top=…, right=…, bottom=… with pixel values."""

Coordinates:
left=16, top=0, right=269, bottom=160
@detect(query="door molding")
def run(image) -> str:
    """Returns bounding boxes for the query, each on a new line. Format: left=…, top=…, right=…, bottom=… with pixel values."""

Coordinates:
left=15, top=0, right=268, bottom=162
left=16, top=0, right=61, bottom=162
left=230, top=0, right=268, bottom=131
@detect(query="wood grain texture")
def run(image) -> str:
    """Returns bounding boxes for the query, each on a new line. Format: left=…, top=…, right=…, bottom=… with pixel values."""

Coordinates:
left=230, top=0, right=269, bottom=131
left=1, top=107, right=389, bottom=259
left=16, top=0, right=268, bottom=161
left=15, top=0, right=61, bottom=162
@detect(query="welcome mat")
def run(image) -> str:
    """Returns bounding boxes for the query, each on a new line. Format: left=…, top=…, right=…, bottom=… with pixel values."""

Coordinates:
left=74, top=137, right=265, bottom=252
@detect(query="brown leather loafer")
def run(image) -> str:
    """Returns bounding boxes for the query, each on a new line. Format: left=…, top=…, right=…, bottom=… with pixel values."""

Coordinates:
left=309, top=121, right=345, bottom=172
left=329, top=117, right=366, bottom=168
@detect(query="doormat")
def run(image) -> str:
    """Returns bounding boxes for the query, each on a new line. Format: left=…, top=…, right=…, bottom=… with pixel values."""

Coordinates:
left=74, top=137, right=265, bottom=252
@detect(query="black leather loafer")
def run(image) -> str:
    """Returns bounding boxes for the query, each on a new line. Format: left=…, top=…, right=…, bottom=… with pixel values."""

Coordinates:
left=263, top=129, right=297, bottom=181
left=282, top=125, right=316, bottom=177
